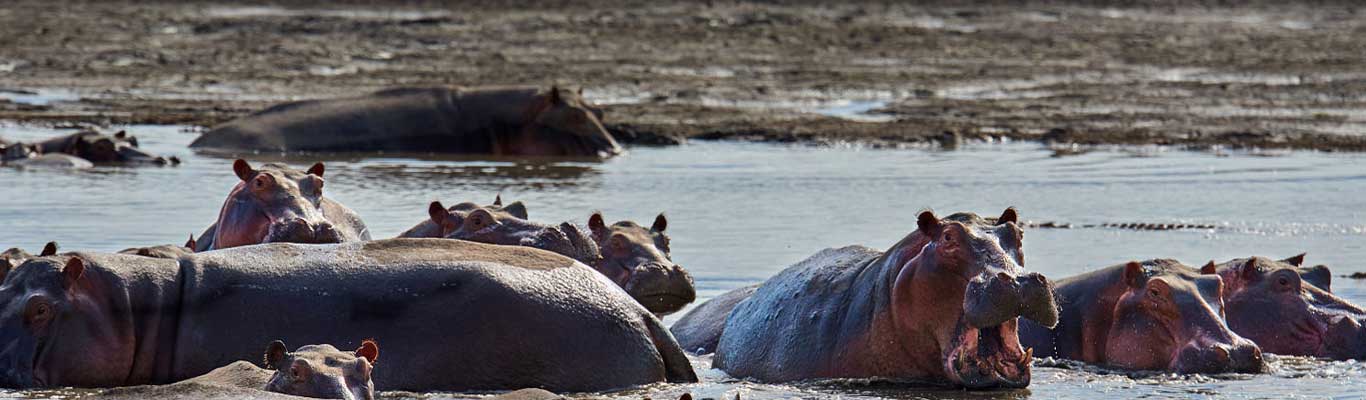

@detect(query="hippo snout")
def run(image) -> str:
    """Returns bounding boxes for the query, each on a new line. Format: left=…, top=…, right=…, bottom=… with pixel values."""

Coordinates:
left=963, top=272, right=1058, bottom=329
left=268, top=218, right=344, bottom=244
left=624, top=262, right=697, bottom=316
left=1173, top=337, right=1264, bottom=374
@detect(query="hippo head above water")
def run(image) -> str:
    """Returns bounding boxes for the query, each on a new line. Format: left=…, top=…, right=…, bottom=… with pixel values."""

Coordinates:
left=894, top=209, right=1057, bottom=388
left=67, top=131, right=178, bottom=165
left=1208, top=255, right=1365, bottom=360
left=0, top=242, right=57, bottom=282
left=265, top=340, right=378, bottom=400
left=587, top=212, right=695, bottom=316
left=423, top=197, right=528, bottom=238
left=512, top=86, right=621, bottom=157
left=211, top=160, right=347, bottom=249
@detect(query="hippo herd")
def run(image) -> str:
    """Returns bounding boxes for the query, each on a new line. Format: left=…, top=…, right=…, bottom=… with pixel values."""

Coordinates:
left=2, top=86, right=1365, bottom=398
left=1, top=129, right=180, bottom=168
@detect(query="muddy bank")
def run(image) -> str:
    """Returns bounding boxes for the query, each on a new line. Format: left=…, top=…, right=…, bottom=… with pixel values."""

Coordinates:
left=3, top=1, right=1366, bottom=150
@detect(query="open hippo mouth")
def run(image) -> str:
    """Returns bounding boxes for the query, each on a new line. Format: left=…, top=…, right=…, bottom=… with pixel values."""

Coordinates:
left=944, top=319, right=1031, bottom=389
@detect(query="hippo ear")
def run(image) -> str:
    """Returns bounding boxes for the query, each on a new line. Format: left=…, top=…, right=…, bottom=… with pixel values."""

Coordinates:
left=264, top=340, right=288, bottom=370
left=1281, top=253, right=1307, bottom=267
left=428, top=201, right=450, bottom=224
left=306, top=162, right=325, bottom=177
left=548, top=86, right=563, bottom=104
left=1299, top=265, right=1332, bottom=292
left=0, top=259, right=11, bottom=281
left=652, top=213, right=668, bottom=233
left=1238, top=259, right=1259, bottom=281
left=503, top=201, right=528, bottom=220
left=184, top=235, right=197, bottom=251
left=40, top=241, right=58, bottom=257
left=114, top=130, right=127, bottom=140
left=916, top=211, right=941, bottom=236
left=577, top=87, right=584, bottom=97
left=493, top=194, right=502, bottom=206
left=62, top=257, right=85, bottom=288
left=588, top=212, right=608, bottom=239
left=232, top=159, right=254, bottom=181
left=1200, top=261, right=1217, bottom=275
left=356, top=339, right=379, bottom=365
left=1123, top=261, right=1144, bottom=288
left=998, top=207, right=1019, bottom=225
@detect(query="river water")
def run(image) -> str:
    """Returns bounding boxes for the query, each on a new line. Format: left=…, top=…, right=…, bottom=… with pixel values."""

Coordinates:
left=1, top=124, right=1364, bottom=399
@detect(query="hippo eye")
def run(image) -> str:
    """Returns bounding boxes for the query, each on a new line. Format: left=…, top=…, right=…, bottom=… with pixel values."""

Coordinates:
left=1148, top=288, right=1161, bottom=298
left=1278, top=276, right=1290, bottom=287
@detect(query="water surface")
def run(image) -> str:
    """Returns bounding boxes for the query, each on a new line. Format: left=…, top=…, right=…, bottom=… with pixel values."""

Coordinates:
left=1, top=124, right=1364, bottom=399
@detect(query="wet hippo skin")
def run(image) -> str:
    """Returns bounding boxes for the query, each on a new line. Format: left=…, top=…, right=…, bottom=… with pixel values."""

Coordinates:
left=0, top=239, right=696, bottom=392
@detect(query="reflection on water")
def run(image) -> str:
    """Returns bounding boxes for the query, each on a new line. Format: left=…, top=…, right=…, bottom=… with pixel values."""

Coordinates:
left=2, top=123, right=1366, bottom=399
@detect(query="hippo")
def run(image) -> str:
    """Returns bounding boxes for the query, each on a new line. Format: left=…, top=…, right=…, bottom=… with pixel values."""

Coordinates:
left=1205, top=256, right=1365, bottom=360
left=434, top=203, right=695, bottom=315
left=707, top=209, right=1058, bottom=388
left=585, top=213, right=696, bottom=315
left=0, top=239, right=696, bottom=391
left=0, top=241, right=57, bottom=281
left=1, top=142, right=93, bottom=169
left=1019, top=259, right=1264, bottom=374
left=395, top=195, right=527, bottom=239
left=118, top=235, right=196, bottom=259
left=35, top=130, right=179, bottom=165
left=190, top=86, right=622, bottom=158
left=99, top=340, right=378, bottom=400
left=195, top=160, right=370, bottom=251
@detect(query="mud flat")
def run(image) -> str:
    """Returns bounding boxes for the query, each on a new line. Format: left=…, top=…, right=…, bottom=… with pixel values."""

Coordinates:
left=3, top=0, right=1366, bottom=150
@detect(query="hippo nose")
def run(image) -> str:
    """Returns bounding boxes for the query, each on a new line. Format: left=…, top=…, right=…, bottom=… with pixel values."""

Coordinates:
left=1174, top=338, right=1264, bottom=374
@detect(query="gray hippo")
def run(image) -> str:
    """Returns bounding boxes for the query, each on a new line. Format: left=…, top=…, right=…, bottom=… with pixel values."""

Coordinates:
left=0, top=241, right=57, bottom=281
left=1019, top=259, right=1264, bottom=373
left=1206, top=255, right=1365, bottom=360
left=195, top=160, right=370, bottom=251
left=1, top=142, right=93, bottom=169
left=35, top=130, right=179, bottom=165
left=431, top=202, right=695, bottom=315
left=119, top=235, right=197, bottom=259
left=395, top=195, right=527, bottom=239
left=697, top=209, right=1057, bottom=388
left=0, top=238, right=696, bottom=391
left=99, top=340, right=378, bottom=400
left=669, top=284, right=757, bottom=354
left=190, top=86, right=622, bottom=158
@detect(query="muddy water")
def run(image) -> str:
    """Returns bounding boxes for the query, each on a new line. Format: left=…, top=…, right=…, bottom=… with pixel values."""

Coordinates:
left=1, top=124, right=1365, bottom=399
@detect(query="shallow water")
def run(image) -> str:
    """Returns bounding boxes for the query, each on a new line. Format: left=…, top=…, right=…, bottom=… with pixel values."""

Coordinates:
left=1, top=124, right=1365, bottom=399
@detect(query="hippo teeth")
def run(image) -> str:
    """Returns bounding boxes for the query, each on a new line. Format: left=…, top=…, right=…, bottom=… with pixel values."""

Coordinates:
left=1023, top=347, right=1034, bottom=363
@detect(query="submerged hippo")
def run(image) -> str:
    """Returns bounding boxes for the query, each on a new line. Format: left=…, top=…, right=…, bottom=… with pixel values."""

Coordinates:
left=395, top=195, right=527, bottom=239
left=100, top=340, right=378, bottom=400
left=706, top=209, right=1057, bottom=388
left=1206, top=256, right=1365, bottom=360
left=433, top=202, right=695, bottom=315
left=118, top=235, right=197, bottom=259
left=190, top=86, right=622, bottom=158
left=195, top=160, right=370, bottom=251
left=670, top=284, right=757, bottom=355
left=35, top=130, right=179, bottom=165
left=1, top=142, right=93, bottom=169
left=0, top=239, right=695, bottom=391
left=0, top=242, right=57, bottom=281
left=1019, top=259, right=1264, bottom=374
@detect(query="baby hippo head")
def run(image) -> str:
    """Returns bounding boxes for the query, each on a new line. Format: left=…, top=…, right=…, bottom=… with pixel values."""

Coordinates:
left=264, top=340, right=378, bottom=400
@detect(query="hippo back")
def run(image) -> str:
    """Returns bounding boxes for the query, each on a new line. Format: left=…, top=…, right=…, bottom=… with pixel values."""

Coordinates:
left=173, top=238, right=694, bottom=392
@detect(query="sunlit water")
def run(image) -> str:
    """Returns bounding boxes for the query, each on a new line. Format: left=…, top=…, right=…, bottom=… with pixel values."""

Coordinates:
left=2, top=124, right=1365, bottom=399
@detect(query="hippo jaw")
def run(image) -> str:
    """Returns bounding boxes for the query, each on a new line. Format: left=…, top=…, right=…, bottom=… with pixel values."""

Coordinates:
left=942, top=318, right=1032, bottom=389
left=621, top=261, right=697, bottom=316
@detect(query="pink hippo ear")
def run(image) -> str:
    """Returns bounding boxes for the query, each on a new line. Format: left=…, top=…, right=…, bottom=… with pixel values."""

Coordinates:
left=916, top=210, right=942, bottom=236
left=998, top=207, right=1019, bottom=225
left=588, top=212, right=608, bottom=239
left=356, top=339, right=379, bottom=364
left=428, top=201, right=450, bottom=225
left=652, top=213, right=668, bottom=233
left=232, top=159, right=255, bottom=181
left=40, top=241, right=58, bottom=257
left=306, top=162, right=325, bottom=177
left=184, top=235, right=197, bottom=251
left=493, top=194, right=503, bottom=206
left=1239, top=258, right=1259, bottom=281
left=1201, top=261, right=1218, bottom=275
left=1281, top=253, right=1307, bottom=267
left=1122, top=261, right=1145, bottom=288
left=264, top=340, right=288, bottom=370
left=63, top=257, right=85, bottom=288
